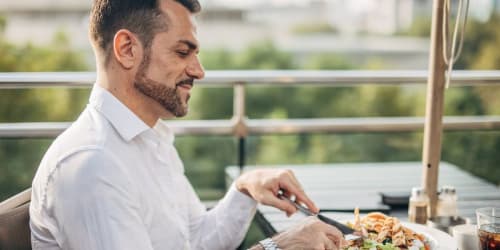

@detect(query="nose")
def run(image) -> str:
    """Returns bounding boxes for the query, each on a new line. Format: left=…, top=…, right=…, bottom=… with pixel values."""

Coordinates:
left=186, top=56, right=205, bottom=80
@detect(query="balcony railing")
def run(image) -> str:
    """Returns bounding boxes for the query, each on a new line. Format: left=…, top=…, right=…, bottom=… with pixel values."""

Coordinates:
left=1, top=70, right=500, bottom=166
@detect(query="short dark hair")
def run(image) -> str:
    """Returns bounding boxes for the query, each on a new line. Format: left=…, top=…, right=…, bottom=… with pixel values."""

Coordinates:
left=89, top=0, right=201, bottom=63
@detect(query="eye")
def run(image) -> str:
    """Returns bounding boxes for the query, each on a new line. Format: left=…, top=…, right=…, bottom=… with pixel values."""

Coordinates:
left=177, top=50, right=189, bottom=57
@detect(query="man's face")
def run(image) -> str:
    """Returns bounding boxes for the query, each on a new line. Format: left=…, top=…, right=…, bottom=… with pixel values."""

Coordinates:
left=134, top=1, right=204, bottom=118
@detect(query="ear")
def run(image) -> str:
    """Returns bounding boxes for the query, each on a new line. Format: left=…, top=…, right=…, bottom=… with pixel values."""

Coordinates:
left=112, top=29, right=142, bottom=69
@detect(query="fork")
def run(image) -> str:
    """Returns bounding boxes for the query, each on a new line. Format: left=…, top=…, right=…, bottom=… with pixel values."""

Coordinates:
left=278, top=194, right=362, bottom=242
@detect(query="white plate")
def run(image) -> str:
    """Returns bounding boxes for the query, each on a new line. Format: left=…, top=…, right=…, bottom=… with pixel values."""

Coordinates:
left=403, top=222, right=457, bottom=250
left=340, top=219, right=456, bottom=250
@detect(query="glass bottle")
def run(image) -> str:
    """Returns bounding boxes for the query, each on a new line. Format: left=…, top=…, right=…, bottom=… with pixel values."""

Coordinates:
left=436, top=185, right=458, bottom=218
left=408, top=187, right=430, bottom=224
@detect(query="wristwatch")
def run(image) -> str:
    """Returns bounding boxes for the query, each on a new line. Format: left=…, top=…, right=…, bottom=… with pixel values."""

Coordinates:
left=259, top=238, right=281, bottom=250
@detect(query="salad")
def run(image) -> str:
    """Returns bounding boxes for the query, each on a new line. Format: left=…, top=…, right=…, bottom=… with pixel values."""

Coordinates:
left=343, top=209, right=431, bottom=250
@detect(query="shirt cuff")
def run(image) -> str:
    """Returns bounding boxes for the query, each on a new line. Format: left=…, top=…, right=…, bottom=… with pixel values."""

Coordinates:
left=216, top=182, right=257, bottom=221
left=211, top=183, right=257, bottom=249
left=225, top=182, right=258, bottom=209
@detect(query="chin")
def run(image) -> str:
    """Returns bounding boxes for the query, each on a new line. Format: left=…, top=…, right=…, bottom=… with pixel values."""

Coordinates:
left=158, top=112, right=175, bottom=120
left=176, top=108, right=189, bottom=118
left=175, top=103, right=189, bottom=118
left=161, top=107, right=189, bottom=119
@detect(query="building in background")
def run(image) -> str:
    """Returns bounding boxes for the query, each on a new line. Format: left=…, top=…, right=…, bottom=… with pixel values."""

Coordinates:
left=5, top=0, right=497, bottom=69
left=327, top=0, right=414, bottom=35
left=0, top=1, right=90, bottom=50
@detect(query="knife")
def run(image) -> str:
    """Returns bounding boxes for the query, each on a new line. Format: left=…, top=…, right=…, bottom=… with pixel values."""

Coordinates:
left=278, top=194, right=359, bottom=238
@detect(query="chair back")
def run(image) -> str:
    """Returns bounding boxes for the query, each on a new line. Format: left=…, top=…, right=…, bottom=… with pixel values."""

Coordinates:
left=0, top=189, right=32, bottom=250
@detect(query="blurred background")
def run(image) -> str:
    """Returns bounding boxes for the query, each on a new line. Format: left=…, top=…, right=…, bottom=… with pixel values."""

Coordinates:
left=1, top=0, right=500, bottom=247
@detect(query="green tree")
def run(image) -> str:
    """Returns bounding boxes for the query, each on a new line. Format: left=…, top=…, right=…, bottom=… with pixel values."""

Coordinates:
left=396, top=17, right=431, bottom=37
left=0, top=29, right=89, bottom=200
left=443, top=14, right=500, bottom=184
left=456, top=14, right=500, bottom=70
left=397, top=14, right=500, bottom=184
left=0, top=15, right=6, bottom=35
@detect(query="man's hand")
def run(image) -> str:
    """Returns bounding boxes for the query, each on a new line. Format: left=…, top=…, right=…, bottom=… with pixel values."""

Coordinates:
left=248, top=217, right=348, bottom=250
left=273, top=217, right=348, bottom=250
left=235, top=169, right=318, bottom=216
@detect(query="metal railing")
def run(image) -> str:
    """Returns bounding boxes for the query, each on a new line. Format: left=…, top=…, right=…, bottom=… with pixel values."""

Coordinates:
left=1, top=70, right=500, bottom=88
left=1, top=70, right=500, bottom=167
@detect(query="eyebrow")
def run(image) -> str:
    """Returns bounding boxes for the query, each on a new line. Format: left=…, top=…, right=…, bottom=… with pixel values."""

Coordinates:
left=178, top=39, right=198, bottom=51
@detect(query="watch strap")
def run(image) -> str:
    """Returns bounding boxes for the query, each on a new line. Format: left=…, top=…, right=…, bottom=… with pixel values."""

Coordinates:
left=258, top=238, right=281, bottom=250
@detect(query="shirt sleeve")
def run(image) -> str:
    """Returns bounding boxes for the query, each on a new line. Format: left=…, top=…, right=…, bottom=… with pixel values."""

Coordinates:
left=43, top=148, right=154, bottom=250
left=187, top=180, right=257, bottom=250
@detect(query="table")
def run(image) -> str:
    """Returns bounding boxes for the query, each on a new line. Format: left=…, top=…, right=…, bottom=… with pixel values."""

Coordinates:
left=225, top=161, right=500, bottom=236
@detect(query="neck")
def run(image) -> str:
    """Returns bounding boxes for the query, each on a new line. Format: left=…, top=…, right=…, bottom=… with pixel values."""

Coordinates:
left=96, top=69, right=169, bottom=127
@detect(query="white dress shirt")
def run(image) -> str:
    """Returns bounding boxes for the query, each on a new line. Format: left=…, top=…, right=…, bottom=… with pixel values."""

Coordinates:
left=29, top=84, right=257, bottom=250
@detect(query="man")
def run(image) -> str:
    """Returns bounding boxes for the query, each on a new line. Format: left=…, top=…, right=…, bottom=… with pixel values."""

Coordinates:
left=29, top=0, right=347, bottom=249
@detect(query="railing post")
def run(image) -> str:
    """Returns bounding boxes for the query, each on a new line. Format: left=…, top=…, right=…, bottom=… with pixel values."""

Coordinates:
left=233, top=82, right=248, bottom=174
left=233, top=82, right=248, bottom=250
left=238, top=138, right=246, bottom=172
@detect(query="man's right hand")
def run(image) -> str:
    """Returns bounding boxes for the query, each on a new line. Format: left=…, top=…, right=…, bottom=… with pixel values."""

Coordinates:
left=267, top=216, right=348, bottom=250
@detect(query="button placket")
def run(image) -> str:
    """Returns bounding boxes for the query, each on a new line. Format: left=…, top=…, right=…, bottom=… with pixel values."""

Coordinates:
left=148, top=138, right=190, bottom=241
left=143, top=126, right=190, bottom=242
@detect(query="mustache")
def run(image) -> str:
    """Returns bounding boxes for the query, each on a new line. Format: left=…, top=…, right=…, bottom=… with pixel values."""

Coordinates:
left=176, top=78, right=194, bottom=87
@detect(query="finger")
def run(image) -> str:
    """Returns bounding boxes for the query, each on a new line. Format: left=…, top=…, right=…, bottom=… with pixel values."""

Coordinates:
left=288, top=171, right=304, bottom=192
left=260, top=191, right=297, bottom=215
left=283, top=170, right=305, bottom=196
left=279, top=180, right=319, bottom=213
left=338, top=237, right=349, bottom=249
left=295, top=193, right=318, bottom=214
left=319, top=221, right=345, bottom=243
left=321, top=233, right=337, bottom=250
left=326, top=233, right=349, bottom=249
left=281, top=189, right=293, bottom=199
left=283, top=171, right=319, bottom=213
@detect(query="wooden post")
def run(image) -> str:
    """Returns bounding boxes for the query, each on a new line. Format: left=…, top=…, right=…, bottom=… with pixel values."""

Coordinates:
left=422, top=0, right=447, bottom=218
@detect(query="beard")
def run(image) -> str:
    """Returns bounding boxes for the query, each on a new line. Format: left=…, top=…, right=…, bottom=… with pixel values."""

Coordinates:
left=133, top=55, right=190, bottom=118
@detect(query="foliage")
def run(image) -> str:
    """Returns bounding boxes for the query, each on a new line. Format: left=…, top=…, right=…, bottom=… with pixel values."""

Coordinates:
left=396, top=16, right=431, bottom=37
left=1, top=12, right=499, bottom=249
left=2, top=14, right=500, bottom=204
left=0, top=15, right=5, bottom=35
left=0, top=139, right=52, bottom=201
left=191, top=43, right=418, bottom=193
left=290, top=22, right=337, bottom=35
left=0, top=30, right=89, bottom=200
left=381, top=14, right=500, bottom=185
left=444, top=14, right=500, bottom=184
left=456, top=14, right=500, bottom=70
left=236, top=40, right=296, bottom=70
left=463, top=14, right=500, bottom=123
left=303, top=53, right=352, bottom=70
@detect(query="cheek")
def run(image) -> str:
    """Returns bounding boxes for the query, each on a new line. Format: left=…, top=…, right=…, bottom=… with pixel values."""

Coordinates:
left=144, top=61, right=176, bottom=83
left=154, top=57, right=185, bottom=80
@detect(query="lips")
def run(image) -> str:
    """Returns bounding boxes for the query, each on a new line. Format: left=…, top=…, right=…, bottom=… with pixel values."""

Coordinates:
left=178, top=83, right=192, bottom=90
left=176, top=79, right=194, bottom=91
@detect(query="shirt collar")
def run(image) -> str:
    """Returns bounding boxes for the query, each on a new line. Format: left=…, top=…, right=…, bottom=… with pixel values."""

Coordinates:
left=89, top=83, right=150, bottom=142
left=153, top=120, right=175, bottom=144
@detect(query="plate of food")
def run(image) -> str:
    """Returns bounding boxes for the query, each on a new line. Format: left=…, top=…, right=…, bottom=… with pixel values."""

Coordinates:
left=342, top=209, right=456, bottom=250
